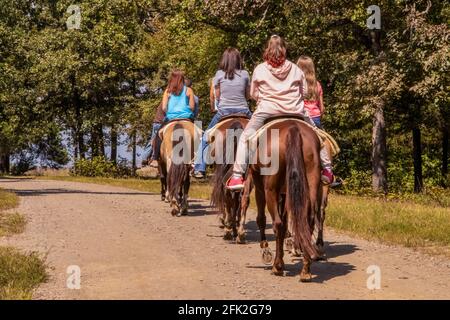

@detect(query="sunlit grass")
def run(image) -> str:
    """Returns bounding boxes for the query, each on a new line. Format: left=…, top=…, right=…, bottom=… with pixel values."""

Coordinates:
left=0, top=247, right=47, bottom=300
left=0, top=187, right=47, bottom=300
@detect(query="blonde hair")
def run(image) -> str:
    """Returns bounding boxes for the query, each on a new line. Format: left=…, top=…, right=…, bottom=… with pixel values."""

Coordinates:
left=297, top=56, right=319, bottom=100
left=263, top=35, right=287, bottom=65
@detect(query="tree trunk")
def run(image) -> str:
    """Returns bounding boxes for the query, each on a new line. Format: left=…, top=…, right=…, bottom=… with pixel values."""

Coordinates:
left=72, top=128, right=79, bottom=160
left=131, top=131, right=137, bottom=173
left=110, top=126, right=118, bottom=163
left=90, top=124, right=104, bottom=158
left=372, top=104, right=388, bottom=194
left=369, top=29, right=388, bottom=194
left=0, top=150, right=10, bottom=174
left=443, top=125, right=449, bottom=186
left=412, top=126, right=423, bottom=193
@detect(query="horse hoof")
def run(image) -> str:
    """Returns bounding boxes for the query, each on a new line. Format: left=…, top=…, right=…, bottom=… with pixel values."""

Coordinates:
left=171, top=209, right=178, bottom=216
left=300, top=272, right=312, bottom=283
left=161, top=195, right=165, bottom=201
left=223, top=231, right=233, bottom=241
left=260, top=240, right=269, bottom=249
left=236, top=233, right=246, bottom=244
left=261, top=247, right=273, bottom=265
left=271, top=266, right=284, bottom=276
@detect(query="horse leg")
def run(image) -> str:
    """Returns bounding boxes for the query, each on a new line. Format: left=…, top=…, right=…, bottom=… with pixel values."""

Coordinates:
left=316, top=185, right=328, bottom=249
left=253, top=174, right=267, bottom=247
left=181, top=174, right=190, bottom=216
left=159, top=162, right=167, bottom=202
left=266, top=189, right=285, bottom=276
left=237, top=175, right=253, bottom=244
left=223, top=196, right=234, bottom=240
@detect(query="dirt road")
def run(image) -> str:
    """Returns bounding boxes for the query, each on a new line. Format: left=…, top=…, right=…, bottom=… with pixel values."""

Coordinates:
left=0, top=178, right=449, bottom=299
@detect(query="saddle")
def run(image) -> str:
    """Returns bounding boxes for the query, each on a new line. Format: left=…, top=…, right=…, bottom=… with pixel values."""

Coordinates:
left=158, top=118, right=202, bottom=140
left=204, top=114, right=250, bottom=144
left=249, top=116, right=341, bottom=157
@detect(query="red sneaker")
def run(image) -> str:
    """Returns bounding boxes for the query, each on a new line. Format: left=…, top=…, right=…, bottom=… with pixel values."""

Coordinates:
left=321, top=168, right=334, bottom=185
left=226, top=176, right=245, bottom=190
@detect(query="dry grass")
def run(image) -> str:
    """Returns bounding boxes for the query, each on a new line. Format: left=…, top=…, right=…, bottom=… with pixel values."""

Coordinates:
left=0, top=187, right=47, bottom=300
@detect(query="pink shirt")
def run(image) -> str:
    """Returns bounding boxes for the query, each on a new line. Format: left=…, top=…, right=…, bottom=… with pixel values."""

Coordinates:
left=250, top=60, right=307, bottom=115
left=304, top=81, right=323, bottom=117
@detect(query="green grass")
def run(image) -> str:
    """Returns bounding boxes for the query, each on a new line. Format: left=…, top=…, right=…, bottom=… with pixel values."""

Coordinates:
left=0, top=247, right=47, bottom=300
left=37, top=175, right=450, bottom=257
left=0, top=187, right=47, bottom=300
left=327, top=195, right=450, bottom=255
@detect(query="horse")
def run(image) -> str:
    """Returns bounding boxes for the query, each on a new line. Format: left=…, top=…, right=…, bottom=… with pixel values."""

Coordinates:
left=158, top=119, right=199, bottom=217
left=208, top=115, right=250, bottom=242
left=238, top=117, right=322, bottom=282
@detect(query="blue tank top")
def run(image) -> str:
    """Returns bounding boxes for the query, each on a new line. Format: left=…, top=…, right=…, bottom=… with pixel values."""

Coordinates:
left=165, top=86, right=193, bottom=121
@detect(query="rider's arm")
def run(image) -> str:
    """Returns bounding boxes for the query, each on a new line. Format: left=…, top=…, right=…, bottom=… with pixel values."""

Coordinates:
left=161, top=90, right=169, bottom=112
left=319, top=82, right=325, bottom=115
left=209, top=80, right=216, bottom=112
left=187, top=87, right=195, bottom=111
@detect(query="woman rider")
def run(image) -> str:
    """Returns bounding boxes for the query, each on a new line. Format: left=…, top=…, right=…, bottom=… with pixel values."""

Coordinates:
left=192, top=48, right=252, bottom=179
left=226, top=35, right=334, bottom=190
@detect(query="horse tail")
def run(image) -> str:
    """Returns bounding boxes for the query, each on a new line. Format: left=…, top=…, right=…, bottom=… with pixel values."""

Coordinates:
left=285, top=125, right=319, bottom=260
left=211, top=120, right=243, bottom=212
left=167, top=123, right=190, bottom=201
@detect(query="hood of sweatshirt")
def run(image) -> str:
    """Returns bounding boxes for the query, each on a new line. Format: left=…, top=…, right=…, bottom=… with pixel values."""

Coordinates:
left=264, top=60, right=293, bottom=80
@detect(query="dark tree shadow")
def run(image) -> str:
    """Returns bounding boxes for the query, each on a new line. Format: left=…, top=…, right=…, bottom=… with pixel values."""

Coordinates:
left=8, top=188, right=155, bottom=197
left=246, top=241, right=358, bottom=282
left=186, top=203, right=217, bottom=216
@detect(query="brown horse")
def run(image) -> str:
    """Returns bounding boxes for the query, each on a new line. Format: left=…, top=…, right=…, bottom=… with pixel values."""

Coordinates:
left=209, top=115, right=249, bottom=241
left=159, top=119, right=198, bottom=217
left=238, top=118, right=322, bottom=282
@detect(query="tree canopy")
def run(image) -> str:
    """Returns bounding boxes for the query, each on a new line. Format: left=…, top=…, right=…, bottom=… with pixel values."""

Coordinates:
left=0, top=0, right=448, bottom=193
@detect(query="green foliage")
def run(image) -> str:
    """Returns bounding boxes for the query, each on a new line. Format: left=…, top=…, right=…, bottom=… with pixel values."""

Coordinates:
left=72, top=156, right=132, bottom=178
left=1, top=0, right=448, bottom=194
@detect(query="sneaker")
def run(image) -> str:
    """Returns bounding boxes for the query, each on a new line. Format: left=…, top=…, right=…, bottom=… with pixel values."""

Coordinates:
left=321, top=168, right=334, bottom=185
left=192, top=171, right=205, bottom=179
left=226, top=176, right=245, bottom=190
left=330, top=177, right=343, bottom=188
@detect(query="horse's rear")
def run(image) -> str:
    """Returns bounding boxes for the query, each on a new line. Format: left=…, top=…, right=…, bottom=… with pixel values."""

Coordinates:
left=241, top=119, right=322, bottom=281
left=159, top=120, right=196, bottom=216
left=209, top=116, right=249, bottom=241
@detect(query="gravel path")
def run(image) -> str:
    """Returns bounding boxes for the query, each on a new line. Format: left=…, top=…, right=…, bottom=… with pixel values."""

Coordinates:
left=0, top=178, right=449, bottom=299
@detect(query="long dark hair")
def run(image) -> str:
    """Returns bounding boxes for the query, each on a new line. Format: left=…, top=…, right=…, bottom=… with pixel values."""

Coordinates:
left=167, top=69, right=185, bottom=95
left=219, top=48, right=242, bottom=80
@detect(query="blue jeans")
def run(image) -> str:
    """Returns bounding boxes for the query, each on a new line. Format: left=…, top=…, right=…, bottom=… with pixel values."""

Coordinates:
left=194, top=108, right=252, bottom=173
left=142, top=122, right=162, bottom=161
left=311, top=116, right=322, bottom=129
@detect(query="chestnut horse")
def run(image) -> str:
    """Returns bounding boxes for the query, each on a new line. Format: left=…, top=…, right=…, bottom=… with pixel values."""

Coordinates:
left=209, top=115, right=249, bottom=241
left=239, top=118, right=322, bottom=282
left=159, top=119, right=198, bottom=217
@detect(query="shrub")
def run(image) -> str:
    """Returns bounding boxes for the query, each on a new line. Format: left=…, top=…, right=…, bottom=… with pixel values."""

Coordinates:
left=72, top=156, right=133, bottom=178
